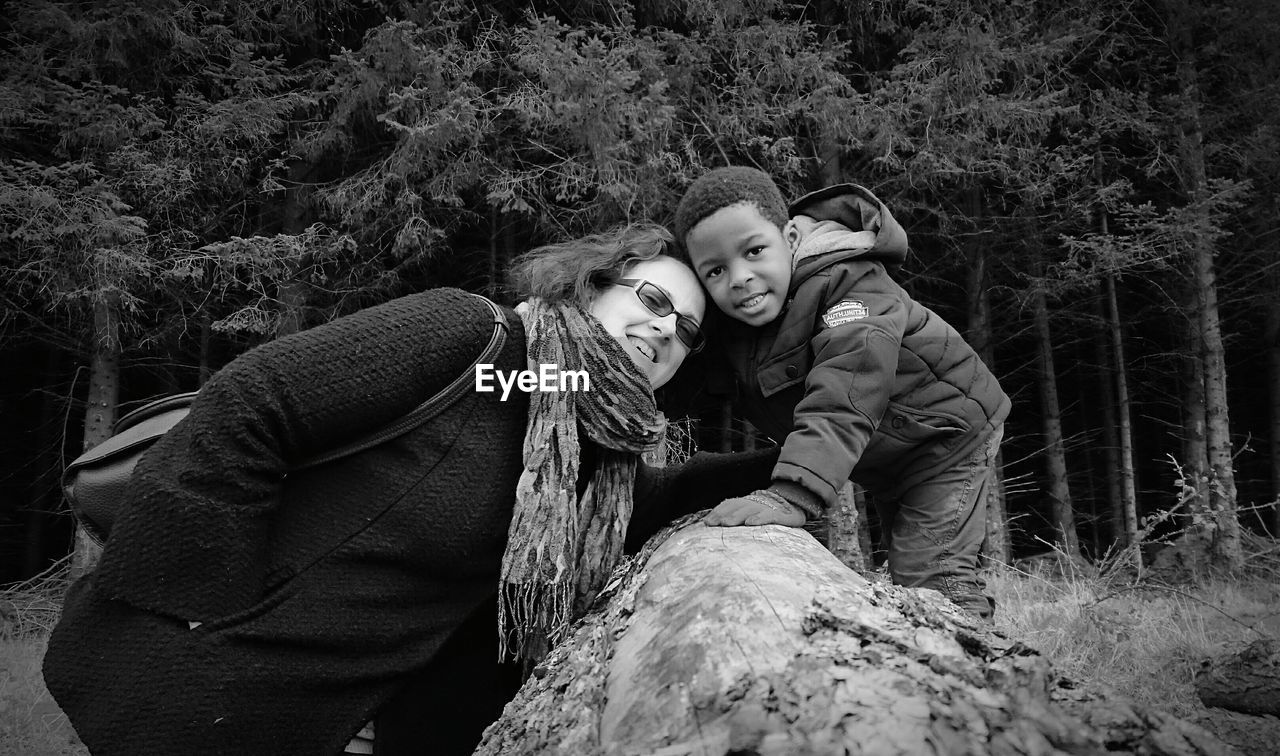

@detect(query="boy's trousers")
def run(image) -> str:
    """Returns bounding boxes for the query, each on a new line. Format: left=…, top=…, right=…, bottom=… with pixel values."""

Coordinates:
left=872, top=425, right=1003, bottom=620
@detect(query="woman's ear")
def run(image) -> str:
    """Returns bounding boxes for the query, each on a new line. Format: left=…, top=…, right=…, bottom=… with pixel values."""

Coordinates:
left=581, top=270, right=617, bottom=310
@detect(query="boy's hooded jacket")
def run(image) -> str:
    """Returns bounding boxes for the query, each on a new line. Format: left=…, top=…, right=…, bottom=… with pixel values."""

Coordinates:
left=718, top=184, right=1011, bottom=511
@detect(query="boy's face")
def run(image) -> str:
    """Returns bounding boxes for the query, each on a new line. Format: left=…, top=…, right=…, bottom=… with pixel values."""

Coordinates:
left=684, top=202, right=793, bottom=327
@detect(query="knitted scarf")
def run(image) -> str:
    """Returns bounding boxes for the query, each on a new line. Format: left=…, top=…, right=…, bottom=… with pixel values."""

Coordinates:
left=498, top=298, right=666, bottom=664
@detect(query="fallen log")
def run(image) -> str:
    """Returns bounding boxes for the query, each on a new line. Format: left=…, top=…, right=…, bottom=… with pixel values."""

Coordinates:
left=476, top=516, right=1238, bottom=756
left=1195, top=638, right=1280, bottom=716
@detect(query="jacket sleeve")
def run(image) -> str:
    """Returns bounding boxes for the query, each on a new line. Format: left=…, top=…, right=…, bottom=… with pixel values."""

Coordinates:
left=625, top=446, right=780, bottom=552
left=771, top=265, right=907, bottom=510
left=93, top=289, right=498, bottom=622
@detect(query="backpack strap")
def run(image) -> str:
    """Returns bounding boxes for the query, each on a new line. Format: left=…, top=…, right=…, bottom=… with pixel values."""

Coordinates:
left=293, top=293, right=510, bottom=471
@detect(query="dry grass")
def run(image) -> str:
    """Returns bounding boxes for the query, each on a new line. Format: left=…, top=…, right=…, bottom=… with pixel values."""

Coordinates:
left=0, top=557, right=88, bottom=756
left=1, top=636, right=87, bottom=756
left=987, top=537, right=1280, bottom=753
left=993, top=568, right=1246, bottom=714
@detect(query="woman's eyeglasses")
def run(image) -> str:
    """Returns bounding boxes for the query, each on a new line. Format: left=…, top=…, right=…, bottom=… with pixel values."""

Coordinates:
left=618, top=278, right=706, bottom=353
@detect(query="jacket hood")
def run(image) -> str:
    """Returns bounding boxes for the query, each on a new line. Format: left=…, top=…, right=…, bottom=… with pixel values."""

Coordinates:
left=786, top=184, right=908, bottom=285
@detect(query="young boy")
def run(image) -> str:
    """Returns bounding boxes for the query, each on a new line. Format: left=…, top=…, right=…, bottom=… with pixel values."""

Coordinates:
left=673, top=166, right=1010, bottom=619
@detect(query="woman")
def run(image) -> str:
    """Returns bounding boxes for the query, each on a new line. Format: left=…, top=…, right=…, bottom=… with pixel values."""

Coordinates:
left=43, top=223, right=778, bottom=755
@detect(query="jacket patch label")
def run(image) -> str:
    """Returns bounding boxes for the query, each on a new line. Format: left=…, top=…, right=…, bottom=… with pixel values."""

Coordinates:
left=822, top=299, right=869, bottom=328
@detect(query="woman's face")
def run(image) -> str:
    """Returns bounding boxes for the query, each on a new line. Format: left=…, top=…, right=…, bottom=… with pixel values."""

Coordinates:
left=589, top=256, right=705, bottom=389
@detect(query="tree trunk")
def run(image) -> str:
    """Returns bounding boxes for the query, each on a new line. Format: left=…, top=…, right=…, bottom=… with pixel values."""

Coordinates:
left=1268, top=278, right=1280, bottom=535
left=70, top=296, right=120, bottom=579
left=964, top=186, right=1010, bottom=566
left=1093, top=294, right=1123, bottom=551
left=719, top=399, right=734, bottom=453
left=1030, top=247, right=1080, bottom=558
left=477, top=518, right=1236, bottom=755
left=826, top=482, right=867, bottom=572
left=1192, top=240, right=1241, bottom=569
left=980, top=448, right=1012, bottom=566
left=856, top=486, right=874, bottom=565
left=1195, top=638, right=1280, bottom=717
left=196, top=258, right=215, bottom=385
left=1104, top=271, right=1141, bottom=570
left=1175, top=54, right=1241, bottom=570
left=814, top=78, right=843, bottom=186
left=1093, top=156, right=1139, bottom=568
left=488, top=207, right=503, bottom=299
left=817, top=132, right=842, bottom=186
left=276, top=159, right=317, bottom=338
left=1182, top=306, right=1210, bottom=520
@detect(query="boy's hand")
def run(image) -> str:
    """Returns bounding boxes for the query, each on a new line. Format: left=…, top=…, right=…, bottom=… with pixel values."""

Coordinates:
left=704, top=489, right=806, bottom=528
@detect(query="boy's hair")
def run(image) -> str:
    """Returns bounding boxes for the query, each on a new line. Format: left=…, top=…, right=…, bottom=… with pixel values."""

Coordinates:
left=506, top=222, right=674, bottom=306
left=673, top=166, right=788, bottom=244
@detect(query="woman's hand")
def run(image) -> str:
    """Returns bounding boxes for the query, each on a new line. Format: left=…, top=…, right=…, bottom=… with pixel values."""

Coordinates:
left=703, top=489, right=805, bottom=527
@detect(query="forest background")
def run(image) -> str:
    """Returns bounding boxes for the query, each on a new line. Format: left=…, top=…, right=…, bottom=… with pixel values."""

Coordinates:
left=1, top=0, right=1278, bottom=585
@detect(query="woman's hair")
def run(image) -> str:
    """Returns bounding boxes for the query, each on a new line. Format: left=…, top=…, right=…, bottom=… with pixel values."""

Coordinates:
left=507, top=222, right=675, bottom=305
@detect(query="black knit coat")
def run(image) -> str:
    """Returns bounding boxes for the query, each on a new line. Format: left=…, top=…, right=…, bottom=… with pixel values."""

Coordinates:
left=43, top=288, right=776, bottom=755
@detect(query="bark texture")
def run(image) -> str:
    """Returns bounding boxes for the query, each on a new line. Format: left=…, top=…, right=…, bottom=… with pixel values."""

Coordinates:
left=1030, top=246, right=1080, bottom=559
left=1195, top=638, right=1280, bottom=717
left=70, top=297, right=119, bottom=578
left=826, top=482, right=868, bottom=573
left=476, top=517, right=1236, bottom=756
left=1173, top=47, right=1241, bottom=570
left=964, top=192, right=1010, bottom=567
left=1269, top=285, right=1280, bottom=534
left=1103, top=270, right=1140, bottom=569
left=275, top=159, right=316, bottom=338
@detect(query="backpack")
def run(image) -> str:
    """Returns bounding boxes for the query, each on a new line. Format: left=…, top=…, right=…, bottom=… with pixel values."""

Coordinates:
left=62, top=295, right=509, bottom=546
